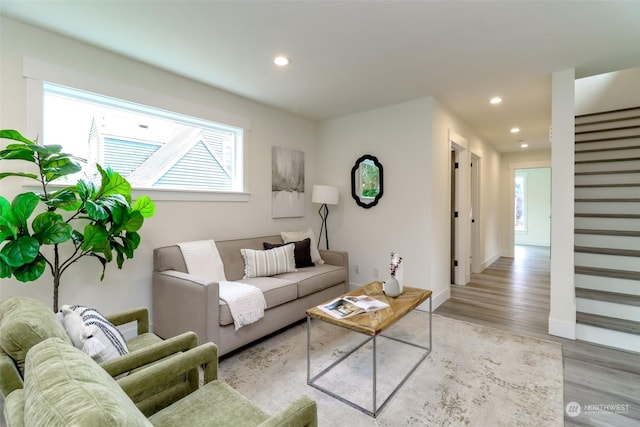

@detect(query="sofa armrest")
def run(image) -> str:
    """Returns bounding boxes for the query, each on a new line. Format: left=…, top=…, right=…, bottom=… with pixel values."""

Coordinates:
left=257, top=395, right=318, bottom=427
left=152, top=270, right=221, bottom=345
left=100, top=331, right=200, bottom=378
left=105, top=307, right=150, bottom=335
left=0, top=350, right=22, bottom=398
left=319, top=249, right=348, bottom=268
left=117, top=342, right=219, bottom=416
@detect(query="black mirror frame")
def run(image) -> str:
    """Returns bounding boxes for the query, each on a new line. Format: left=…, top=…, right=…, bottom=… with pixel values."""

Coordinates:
left=351, top=154, right=383, bottom=209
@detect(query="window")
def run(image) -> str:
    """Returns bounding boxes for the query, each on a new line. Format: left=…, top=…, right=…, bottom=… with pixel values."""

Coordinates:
left=42, top=82, right=243, bottom=192
left=514, top=174, right=526, bottom=231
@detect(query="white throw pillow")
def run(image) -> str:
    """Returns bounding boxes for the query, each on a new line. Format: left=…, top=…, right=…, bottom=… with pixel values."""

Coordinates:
left=61, top=305, right=128, bottom=364
left=241, top=244, right=297, bottom=278
left=281, top=228, right=324, bottom=265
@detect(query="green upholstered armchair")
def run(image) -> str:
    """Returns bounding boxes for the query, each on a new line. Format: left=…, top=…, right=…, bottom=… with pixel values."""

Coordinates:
left=0, top=296, right=197, bottom=399
left=3, top=337, right=318, bottom=427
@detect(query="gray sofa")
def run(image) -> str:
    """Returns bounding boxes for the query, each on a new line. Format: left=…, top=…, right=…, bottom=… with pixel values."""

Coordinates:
left=152, top=235, right=349, bottom=356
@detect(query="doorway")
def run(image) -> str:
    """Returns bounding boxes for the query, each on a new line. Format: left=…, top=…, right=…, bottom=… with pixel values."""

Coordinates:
left=449, top=131, right=470, bottom=285
left=514, top=167, right=551, bottom=249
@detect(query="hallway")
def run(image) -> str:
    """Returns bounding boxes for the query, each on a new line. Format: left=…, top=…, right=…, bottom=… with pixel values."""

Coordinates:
left=435, top=245, right=640, bottom=426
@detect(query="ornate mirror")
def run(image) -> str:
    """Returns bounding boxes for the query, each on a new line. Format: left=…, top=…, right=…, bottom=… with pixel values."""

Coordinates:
left=351, top=154, right=383, bottom=208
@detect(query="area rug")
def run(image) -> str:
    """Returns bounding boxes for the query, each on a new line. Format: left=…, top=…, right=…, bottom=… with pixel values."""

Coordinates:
left=219, top=312, right=564, bottom=426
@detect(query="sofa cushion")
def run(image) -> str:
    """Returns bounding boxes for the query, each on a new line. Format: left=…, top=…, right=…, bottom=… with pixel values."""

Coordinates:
left=23, top=338, right=151, bottom=426
left=282, top=228, right=324, bottom=265
left=218, top=277, right=297, bottom=326
left=276, top=264, right=348, bottom=298
left=263, top=237, right=314, bottom=268
left=241, top=244, right=297, bottom=278
left=0, top=296, right=71, bottom=373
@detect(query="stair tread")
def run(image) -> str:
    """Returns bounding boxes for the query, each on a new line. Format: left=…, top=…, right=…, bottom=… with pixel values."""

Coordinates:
left=575, top=246, right=640, bottom=257
left=575, top=183, right=640, bottom=188
left=575, top=213, right=640, bottom=218
left=575, top=169, right=640, bottom=175
left=576, top=106, right=640, bottom=118
left=575, top=266, right=640, bottom=281
left=575, top=115, right=640, bottom=127
left=575, top=157, right=640, bottom=164
left=576, top=144, right=640, bottom=154
left=575, top=198, right=640, bottom=202
left=576, top=312, right=640, bottom=335
left=575, top=135, right=640, bottom=144
left=575, top=124, right=640, bottom=135
left=576, top=288, right=640, bottom=307
left=575, top=229, right=640, bottom=237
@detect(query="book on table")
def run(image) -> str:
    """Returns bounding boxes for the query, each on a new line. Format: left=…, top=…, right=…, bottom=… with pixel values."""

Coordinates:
left=318, top=295, right=390, bottom=319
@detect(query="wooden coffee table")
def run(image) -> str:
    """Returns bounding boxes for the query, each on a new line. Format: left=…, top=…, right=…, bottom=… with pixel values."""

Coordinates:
left=306, top=281, right=432, bottom=417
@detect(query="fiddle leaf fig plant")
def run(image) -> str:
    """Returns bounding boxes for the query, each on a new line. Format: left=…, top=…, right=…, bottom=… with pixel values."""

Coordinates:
left=0, top=129, right=155, bottom=311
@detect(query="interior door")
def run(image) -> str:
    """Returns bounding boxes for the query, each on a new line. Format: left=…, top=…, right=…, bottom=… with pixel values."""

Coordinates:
left=450, top=149, right=457, bottom=284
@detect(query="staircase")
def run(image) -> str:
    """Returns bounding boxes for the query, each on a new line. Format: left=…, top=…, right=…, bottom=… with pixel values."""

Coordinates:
left=574, top=106, right=640, bottom=353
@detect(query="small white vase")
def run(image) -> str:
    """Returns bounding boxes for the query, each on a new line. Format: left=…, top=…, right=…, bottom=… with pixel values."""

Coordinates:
left=383, top=276, right=400, bottom=297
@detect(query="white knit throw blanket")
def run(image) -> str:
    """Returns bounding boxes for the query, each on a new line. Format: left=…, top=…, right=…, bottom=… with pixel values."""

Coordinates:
left=178, top=240, right=227, bottom=282
left=219, top=281, right=267, bottom=330
left=178, top=240, right=266, bottom=329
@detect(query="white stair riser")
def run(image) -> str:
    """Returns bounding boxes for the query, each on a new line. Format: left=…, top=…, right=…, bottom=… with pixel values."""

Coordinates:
left=576, top=160, right=640, bottom=173
left=575, top=324, right=640, bottom=353
left=575, top=128, right=640, bottom=141
left=575, top=274, right=640, bottom=296
left=576, top=117, right=640, bottom=132
left=575, top=202, right=640, bottom=214
left=575, top=186, right=640, bottom=199
left=575, top=173, right=640, bottom=186
left=575, top=217, right=640, bottom=231
left=576, top=138, right=640, bottom=152
left=574, top=234, right=640, bottom=251
left=577, top=298, right=640, bottom=322
left=575, top=147, right=640, bottom=162
left=575, top=252, right=640, bottom=271
left=576, top=110, right=640, bottom=124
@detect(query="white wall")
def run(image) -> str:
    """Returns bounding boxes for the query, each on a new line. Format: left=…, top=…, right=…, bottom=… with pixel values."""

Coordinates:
left=0, top=17, right=319, bottom=315
left=575, top=67, right=640, bottom=114
left=318, top=98, right=434, bottom=299
left=549, top=69, right=576, bottom=339
left=317, top=97, right=502, bottom=309
left=515, top=168, right=551, bottom=247
left=1, top=16, right=505, bottom=320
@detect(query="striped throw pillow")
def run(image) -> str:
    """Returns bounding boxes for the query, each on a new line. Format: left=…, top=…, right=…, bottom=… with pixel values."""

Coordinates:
left=65, top=305, right=129, bottom=364
left=241, top=243, right=297, bottom=278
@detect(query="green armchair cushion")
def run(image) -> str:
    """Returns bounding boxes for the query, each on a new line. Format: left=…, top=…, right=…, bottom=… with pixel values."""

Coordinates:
left=22, top=337, right=151, bottom=427
left=149, top=379, right=268, bottom=426
left=0, top=296, right=70, bottom=373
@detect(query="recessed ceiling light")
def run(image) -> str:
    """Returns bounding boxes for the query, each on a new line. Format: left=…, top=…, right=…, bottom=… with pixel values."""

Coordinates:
left=489, top=97, right=502, bottom=105
left=273, top=56, right=291, bottom=66
left=510, top=127, right=520, bottom=133
left=520, top=143, right=529, bottom=148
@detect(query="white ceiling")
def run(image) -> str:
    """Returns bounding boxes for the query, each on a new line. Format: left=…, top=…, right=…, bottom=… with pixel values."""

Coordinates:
left=1, top=1, right=639, bottom=153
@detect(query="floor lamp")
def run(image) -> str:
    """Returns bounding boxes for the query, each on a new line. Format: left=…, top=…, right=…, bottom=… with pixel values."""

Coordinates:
left=312, top=185, right=339, bottom=250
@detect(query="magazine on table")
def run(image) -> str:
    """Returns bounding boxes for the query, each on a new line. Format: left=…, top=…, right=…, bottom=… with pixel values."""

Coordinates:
left=318, top=295, right=390, bottom=319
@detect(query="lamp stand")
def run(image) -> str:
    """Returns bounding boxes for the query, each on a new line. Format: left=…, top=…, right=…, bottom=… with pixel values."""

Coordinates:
left=317, top=203, right=330, bottom=250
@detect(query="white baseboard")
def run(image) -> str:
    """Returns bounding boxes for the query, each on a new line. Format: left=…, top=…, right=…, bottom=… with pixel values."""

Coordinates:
left=548, top=317, right=576, bottom=339
left=481, top=251, right=502, bottom=270
left=576, top=324, right=640, bottom=353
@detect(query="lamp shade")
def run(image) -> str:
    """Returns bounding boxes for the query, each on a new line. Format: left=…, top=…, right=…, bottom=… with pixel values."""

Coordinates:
left=312, top=185, right=339, bottom=205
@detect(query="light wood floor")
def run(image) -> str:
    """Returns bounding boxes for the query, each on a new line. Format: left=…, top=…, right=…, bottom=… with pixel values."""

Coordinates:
left=435, top=245, right=640, bottom=426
